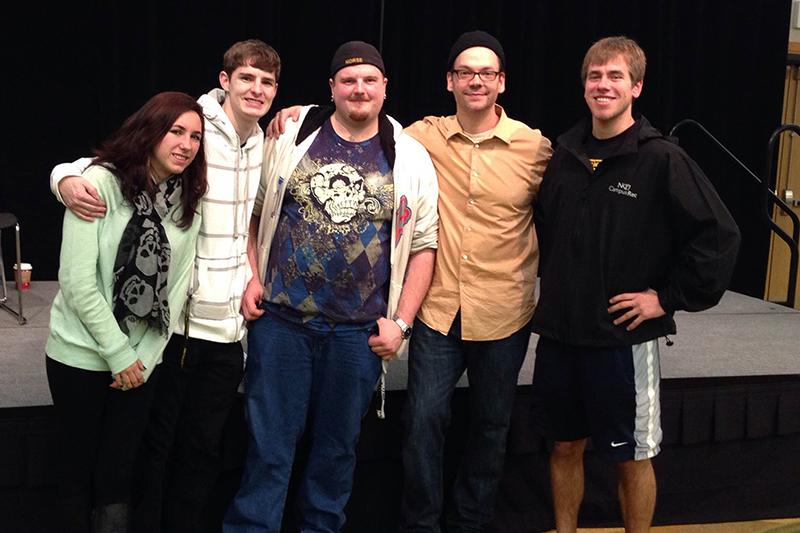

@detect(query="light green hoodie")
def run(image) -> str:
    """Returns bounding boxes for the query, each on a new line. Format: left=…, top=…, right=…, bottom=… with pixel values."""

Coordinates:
left=46, top=165, right=200, bottom=380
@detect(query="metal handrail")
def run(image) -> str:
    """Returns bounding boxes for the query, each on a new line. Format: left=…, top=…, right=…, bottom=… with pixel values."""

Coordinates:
left=669, top=119, right=799, bottom=307
left=765, top=125, right=800, bottom=307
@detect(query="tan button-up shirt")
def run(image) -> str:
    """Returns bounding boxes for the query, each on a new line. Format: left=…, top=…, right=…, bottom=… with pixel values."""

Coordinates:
left=405, top=106, right=552, bottom=341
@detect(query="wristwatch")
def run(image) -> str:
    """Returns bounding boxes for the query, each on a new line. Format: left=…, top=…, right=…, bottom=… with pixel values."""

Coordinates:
left=392, top=315, right=413, bottom=339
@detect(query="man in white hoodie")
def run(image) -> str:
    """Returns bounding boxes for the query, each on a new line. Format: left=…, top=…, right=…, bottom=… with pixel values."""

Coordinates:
left=49, top=39, right=280, bottom=533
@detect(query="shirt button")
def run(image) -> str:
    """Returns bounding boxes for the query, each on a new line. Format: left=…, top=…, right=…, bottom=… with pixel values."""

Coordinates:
left=462, top=254, right=469, bottom=260
left=469, top=199, right=475, bottom=205
left=474, top=144, right=480, bottom=149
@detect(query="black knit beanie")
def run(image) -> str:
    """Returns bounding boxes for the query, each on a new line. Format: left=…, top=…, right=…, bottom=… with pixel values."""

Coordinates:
left=447, top=30, right=506, bottom=71
left=330, top=41, right=385, bottom=77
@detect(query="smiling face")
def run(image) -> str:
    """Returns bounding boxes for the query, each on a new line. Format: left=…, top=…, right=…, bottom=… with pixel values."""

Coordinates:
left=329, top=64, right=387, bottom=124
left=447, top=46, right=505, bottom=115
left=150, top=111, right=203, bottom=181
left=583, top=54, right=643, bottom=137
left=220, top=63, right=278, bottom=126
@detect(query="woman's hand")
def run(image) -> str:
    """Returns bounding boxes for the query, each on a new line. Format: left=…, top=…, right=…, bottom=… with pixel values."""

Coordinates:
left=110, top=359, right=146, bottom=390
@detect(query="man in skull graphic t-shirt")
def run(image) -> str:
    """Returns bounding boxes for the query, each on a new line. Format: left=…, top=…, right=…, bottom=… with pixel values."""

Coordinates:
left=263, top=119, right=394, bottom=325
left=225, top=41, right=439, bottom=532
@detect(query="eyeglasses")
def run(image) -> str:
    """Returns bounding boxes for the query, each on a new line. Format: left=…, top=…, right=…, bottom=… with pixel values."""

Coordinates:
left=451, top=69, right=501, bottom=82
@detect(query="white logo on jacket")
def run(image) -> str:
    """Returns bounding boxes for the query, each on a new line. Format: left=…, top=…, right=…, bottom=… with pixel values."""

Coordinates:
left=608, top=181, right=638, bottom=199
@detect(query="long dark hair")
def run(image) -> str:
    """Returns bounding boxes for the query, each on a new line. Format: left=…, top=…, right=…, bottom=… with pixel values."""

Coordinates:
left=93, top=91, right=207, bottom=228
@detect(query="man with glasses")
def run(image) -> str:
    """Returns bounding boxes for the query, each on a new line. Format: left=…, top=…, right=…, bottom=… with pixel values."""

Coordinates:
left=398, top=30, right=552, bottom=532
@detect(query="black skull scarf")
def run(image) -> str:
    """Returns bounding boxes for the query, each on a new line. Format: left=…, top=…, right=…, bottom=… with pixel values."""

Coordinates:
left=112, top=174, right=182, bottom=336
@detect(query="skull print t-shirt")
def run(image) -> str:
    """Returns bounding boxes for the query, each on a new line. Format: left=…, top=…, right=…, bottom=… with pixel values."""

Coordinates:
left=263, top=119, right=394, bottom=324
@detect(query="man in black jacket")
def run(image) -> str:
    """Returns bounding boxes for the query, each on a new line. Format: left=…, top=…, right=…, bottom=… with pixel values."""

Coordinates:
left=530, top=36, right=740, bottom=533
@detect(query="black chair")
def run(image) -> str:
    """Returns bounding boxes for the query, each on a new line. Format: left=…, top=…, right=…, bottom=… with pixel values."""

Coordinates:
left=0, top=212, right=26, bottom=325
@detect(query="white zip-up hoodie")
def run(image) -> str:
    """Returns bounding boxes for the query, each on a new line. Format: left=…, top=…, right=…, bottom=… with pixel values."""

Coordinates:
left=184, top=89, right=264, bottom=342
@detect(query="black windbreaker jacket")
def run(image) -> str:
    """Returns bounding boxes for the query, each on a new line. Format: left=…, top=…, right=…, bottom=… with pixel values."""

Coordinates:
left=530, top=116, right=741, bottom=347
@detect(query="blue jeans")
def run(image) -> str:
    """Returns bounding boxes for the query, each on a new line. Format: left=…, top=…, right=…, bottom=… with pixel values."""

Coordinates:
left=223, top=312, right=382, bottom=533
left=399, top=314, right=530, bottom=533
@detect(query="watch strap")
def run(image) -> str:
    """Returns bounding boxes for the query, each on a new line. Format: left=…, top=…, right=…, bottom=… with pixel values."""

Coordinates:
left=392, top=315, right=412, bottom=338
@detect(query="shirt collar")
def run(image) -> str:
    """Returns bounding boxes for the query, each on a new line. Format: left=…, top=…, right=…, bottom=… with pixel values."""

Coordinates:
left=443, top=105, right=513, bottom=145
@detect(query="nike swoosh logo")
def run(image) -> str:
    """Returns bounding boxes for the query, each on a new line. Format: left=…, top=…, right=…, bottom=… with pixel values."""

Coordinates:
left=610, top=441, right=627, bottom=448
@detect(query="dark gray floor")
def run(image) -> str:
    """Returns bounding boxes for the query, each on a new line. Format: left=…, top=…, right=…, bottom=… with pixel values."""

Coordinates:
left=2, top=281, right=798, bottom=408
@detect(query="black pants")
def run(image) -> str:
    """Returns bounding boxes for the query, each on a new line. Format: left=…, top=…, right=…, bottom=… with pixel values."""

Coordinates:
left=131, top=335, right=245, bottom=533
left=46, top=355, right=159, bottom=533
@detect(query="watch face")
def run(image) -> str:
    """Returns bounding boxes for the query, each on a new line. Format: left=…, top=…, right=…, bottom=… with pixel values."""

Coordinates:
left=402, top=326, right=413, bottom=339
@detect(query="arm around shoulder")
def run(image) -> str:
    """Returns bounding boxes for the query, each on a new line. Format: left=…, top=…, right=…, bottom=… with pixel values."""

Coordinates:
left=50, top=157, right=93, bottom=201
left=51, top=157, right=107, bottom=220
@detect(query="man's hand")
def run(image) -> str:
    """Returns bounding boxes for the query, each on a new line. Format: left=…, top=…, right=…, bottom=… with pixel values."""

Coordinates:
left=608, top=288, right=666, bottom=331
left=241, top=277, right=265, bottom=321
left=266, top=105, right=303, bottom=139
left=367, top=317, right=403, bottom=360
left=59, top=176, right=106, bottom=221
left=110, top=359, right=146, bottom=390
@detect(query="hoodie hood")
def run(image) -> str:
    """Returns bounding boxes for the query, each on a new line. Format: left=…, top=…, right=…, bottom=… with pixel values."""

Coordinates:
left=197, top=88, right=263, bottom=150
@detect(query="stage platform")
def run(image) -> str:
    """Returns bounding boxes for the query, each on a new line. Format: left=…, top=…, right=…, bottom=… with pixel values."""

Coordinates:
left=1, top=282, right=799, bottom=532
left=2, top=282, right=798, bottom=407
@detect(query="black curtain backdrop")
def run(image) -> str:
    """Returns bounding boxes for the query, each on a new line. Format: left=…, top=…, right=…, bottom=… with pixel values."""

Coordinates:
left=0, top=0, right=790, bottom=298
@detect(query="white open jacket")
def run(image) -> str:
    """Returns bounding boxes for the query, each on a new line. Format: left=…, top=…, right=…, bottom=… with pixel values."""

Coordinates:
left=252, top=105, right=439, bottom=360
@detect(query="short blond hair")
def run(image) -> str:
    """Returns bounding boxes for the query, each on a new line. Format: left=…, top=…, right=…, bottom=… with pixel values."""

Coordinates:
left=581, top=36, right=646, bottom=84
